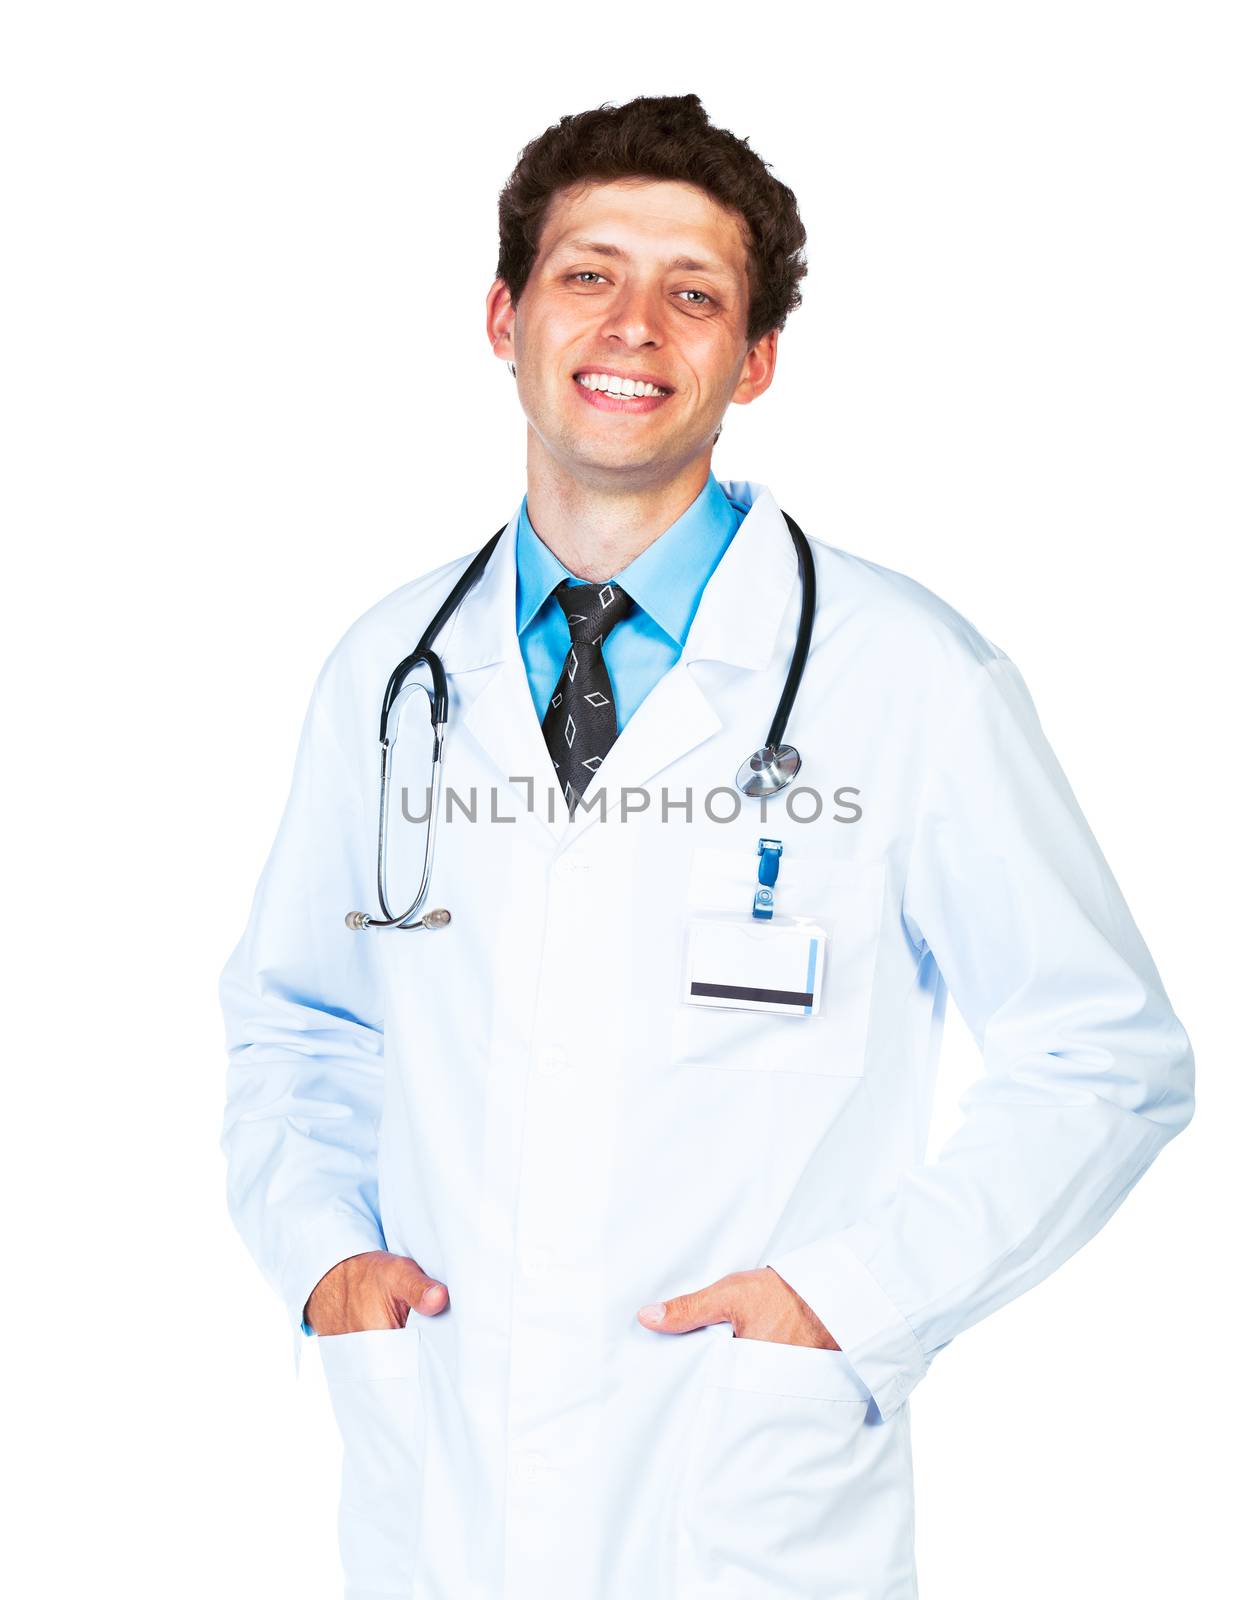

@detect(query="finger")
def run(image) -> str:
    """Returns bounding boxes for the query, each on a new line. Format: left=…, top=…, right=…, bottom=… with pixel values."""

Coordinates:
left=392, top=1257, right=450, bottom=1316
left=638, top=1278, right=732, bottom=1334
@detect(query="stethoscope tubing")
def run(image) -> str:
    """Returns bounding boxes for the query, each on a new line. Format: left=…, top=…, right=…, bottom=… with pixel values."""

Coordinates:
left=352, top=509, right=816, bottom=931
left=768, top=513, right=817, bottom=754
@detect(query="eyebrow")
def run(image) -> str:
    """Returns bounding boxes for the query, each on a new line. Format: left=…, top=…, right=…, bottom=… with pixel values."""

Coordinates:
left=558, top=238, right=736, bottom=280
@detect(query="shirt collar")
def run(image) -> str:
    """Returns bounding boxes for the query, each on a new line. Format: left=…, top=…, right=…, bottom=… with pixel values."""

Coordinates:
left=514, top=471, right=743, bottom=648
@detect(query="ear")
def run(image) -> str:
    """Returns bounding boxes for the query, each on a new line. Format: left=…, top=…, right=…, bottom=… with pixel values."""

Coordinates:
left=730, top=327, right=779, bottom=406
left=486, top=278, right=517, bottom=368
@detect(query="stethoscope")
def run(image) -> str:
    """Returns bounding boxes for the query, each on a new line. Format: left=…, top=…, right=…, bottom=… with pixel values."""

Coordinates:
left=346, top=511, right=816, bottom=931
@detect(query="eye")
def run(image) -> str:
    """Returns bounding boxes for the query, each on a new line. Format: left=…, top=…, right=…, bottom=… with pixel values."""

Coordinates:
left=569, top=271, right=609, bottom=284
left=678, top=289, right=715, bottom=306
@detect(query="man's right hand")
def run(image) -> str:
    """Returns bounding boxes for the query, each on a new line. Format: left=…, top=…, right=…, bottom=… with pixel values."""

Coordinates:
left=303, top=1250, right=449, bottom=1335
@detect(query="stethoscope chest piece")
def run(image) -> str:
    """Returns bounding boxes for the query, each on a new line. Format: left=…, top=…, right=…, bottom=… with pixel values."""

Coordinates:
left=736, top=743, right=802, bottom=798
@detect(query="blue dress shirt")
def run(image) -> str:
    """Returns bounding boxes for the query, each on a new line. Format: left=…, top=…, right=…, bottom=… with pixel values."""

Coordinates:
left=514, top=473, right=747, bottom=729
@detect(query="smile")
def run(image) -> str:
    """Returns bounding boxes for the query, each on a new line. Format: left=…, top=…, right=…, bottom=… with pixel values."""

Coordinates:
left=572, top=370, right=673, bottom=413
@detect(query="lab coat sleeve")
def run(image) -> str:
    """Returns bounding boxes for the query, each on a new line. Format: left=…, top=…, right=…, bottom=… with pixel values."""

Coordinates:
left=219, top=659, right=388, bottom=1369
left=764, top=650, right=1195, bottom=1422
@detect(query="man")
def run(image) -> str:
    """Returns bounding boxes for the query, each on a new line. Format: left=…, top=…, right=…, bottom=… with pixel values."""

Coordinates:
left=221, top=94, right=1195, bottom=1599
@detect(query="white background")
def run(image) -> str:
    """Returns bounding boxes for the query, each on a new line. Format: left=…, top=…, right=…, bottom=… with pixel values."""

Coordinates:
left=4, top=3, right=1250, bottom=1595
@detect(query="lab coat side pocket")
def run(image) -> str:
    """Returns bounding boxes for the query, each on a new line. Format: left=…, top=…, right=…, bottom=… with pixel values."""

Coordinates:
left=675, top=1324, right=917, bottom=1599
left=319, top=1315, right=426, bottom=1597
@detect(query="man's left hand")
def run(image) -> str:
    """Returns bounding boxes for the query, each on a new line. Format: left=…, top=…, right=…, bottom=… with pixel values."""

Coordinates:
left=637, top=1267, right=840, bottom=1348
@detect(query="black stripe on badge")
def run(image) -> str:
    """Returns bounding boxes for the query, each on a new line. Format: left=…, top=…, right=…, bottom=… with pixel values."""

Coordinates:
left=689, top=981, right=814, bottom=1007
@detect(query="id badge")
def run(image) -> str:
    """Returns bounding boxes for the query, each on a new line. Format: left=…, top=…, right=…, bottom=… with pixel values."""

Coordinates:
left=681, top=913, right=827, bottom=1018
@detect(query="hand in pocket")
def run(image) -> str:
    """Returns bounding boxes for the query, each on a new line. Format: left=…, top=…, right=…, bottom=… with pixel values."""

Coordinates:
left=637, top=1266, right=840, bottom=1349
left=305, top=1249, right=449, bottom=1334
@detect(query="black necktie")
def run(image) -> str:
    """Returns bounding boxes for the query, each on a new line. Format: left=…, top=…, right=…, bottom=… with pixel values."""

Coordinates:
left=541, top=580, right=635, bottom=813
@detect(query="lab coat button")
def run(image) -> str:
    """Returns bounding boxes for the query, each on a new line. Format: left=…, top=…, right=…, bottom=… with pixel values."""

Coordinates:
left=512, top=1450, right=546, bottom=1481
left=536, top=1047, right=570, bottom=1078
left=521, top=1245, right=553, bottom=1273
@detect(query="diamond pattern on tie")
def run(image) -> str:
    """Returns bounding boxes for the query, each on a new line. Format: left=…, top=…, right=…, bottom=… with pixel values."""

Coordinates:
left=541, top=579, right=634, bottom=814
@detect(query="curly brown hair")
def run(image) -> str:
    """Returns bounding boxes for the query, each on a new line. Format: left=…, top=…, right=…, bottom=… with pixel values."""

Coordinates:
left=496, top=94, right=807, bottom=345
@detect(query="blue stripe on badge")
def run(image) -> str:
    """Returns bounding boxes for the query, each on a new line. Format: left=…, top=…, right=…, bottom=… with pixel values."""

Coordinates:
left=804, top=938, right=818, bottom=1014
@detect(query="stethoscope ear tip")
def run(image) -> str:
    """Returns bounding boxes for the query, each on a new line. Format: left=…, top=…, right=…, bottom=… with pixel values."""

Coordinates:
left=345, top=907, right=452, bottom=932
left=736, top=744, right=802, bottom=798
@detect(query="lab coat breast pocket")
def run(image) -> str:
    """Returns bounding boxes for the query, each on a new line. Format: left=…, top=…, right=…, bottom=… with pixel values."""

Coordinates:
left=318, top=1316, right=426, bottom=1596
left=676, top=1326, right=916, bottom=1599
left=670, top=847, right=886, bottom=1077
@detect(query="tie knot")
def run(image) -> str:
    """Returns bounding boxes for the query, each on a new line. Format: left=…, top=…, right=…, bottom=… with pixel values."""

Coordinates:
left=553, top=580, right=634, bottom=646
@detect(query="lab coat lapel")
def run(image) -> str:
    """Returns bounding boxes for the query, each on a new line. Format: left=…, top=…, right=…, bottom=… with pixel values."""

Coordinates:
left=444, top=515, right=569, bottom=841
left=562, top=483, right=798, bottom=848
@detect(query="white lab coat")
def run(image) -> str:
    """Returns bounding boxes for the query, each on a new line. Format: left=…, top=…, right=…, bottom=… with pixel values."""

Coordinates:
left=220, top=481, right=1194, bottom=1599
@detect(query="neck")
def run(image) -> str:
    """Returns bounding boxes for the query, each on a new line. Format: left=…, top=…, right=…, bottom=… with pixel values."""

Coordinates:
left=523, top=438, right=715, bottom=581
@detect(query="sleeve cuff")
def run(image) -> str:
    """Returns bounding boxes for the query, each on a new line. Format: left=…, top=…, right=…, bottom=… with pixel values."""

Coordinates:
left=764, top=1228, right=930, bottom=1422
left=279, top=1214, right=389, bottom=1377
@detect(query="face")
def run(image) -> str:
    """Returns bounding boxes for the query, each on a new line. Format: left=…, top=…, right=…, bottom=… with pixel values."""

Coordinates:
left=487, top=178, right=777, bottom=491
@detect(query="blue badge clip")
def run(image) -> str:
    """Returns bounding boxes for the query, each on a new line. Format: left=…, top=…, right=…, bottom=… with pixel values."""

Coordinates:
left=753, top=837, right=783, bottom=920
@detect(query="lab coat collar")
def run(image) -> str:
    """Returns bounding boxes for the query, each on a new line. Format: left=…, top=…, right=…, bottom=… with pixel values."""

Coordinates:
left=681, top=479, right=797, bottom=672
left=446, top=480, right=800, bottom=842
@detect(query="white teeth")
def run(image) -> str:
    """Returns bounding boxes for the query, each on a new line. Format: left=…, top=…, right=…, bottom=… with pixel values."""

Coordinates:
left=576, top=373, right=667, bottom=398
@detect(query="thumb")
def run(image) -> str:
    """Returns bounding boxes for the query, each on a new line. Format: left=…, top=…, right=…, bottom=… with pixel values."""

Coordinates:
left=392, top=1256, right=450, bottom=1316
left=638, top=1277, right=731, bottom=1335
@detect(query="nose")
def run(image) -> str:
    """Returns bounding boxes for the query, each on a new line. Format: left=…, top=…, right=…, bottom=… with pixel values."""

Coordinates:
left=598, top=281, right=663, bottom=350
